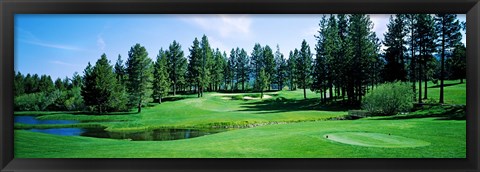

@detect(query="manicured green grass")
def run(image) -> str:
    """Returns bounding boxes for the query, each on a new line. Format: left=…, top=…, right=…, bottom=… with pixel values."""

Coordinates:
left=17, top=90, right=347, bottom=132
left=425, top=79, right=466, bottom=105
left=15, top=118, right=465, bottom=158
left=14, top=81, right=466, bottom=158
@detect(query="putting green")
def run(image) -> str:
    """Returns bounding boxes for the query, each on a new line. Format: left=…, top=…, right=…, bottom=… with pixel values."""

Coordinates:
left=324, top=132, right=431, bottom=148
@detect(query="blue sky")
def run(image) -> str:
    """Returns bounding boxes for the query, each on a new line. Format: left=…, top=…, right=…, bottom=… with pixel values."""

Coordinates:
left=15, top=14, right=466, bottom=80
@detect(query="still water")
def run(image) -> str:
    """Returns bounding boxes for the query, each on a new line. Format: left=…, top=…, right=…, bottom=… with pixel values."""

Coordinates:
left=15, top=116, right=229, bottom=141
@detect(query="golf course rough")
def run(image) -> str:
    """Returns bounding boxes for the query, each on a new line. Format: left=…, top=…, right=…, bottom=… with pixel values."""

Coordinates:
left=324, top=132, right=431, bottom=148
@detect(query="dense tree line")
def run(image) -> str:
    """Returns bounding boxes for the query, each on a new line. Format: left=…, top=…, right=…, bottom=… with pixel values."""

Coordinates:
left=14, top=14, right=465, bottom=113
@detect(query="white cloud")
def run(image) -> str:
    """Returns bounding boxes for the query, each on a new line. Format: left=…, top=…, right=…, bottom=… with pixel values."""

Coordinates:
left=183, top=14, right=252, bottom=38
left=97, top=34, right=106, bottom=51
left=369, top=14, right=391, bottom=42
left=208, top=36, right=230, bottom=53
left=21, top=39, right=84, bottom=51
left=50, top=60, right=82, bottom=67
left=17, top=27, right=84, bottom=51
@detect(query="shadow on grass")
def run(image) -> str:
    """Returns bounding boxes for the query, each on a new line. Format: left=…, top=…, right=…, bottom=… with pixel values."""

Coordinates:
left=238, top=97, right=358, bottom=114
left=428, top=82, right=463, bottom=88
left=216, top=89, right=281, bottom=94
left=372, top=105, right=466, bottom=120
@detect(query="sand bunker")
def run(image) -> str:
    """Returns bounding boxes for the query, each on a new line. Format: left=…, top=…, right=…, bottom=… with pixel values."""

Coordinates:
left=324, top=132, right=430, bottom=148
left=243, top=95, right=272, bottom=100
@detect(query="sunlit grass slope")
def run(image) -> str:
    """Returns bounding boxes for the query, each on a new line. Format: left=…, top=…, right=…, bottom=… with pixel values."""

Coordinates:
left=15, top=118, right=465, bottom=158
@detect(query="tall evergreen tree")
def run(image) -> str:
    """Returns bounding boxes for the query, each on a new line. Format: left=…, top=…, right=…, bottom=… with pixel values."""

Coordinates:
left=38, top=74, right=54, bottom=93
left=447, top=44, right=466, bottom=83
left=274, top=45, right=287, bottom=90
left=312, top=15, right=328, bottom=102
left=415, top=14, right=437, bottom=102
left=228, top=48, right=237, bottom=91
left=287, top=51, right=297, bottom=91
left=435, top=14, right=462, bottom=104
left=200, top=35, right=213, bottom=95
left=257, top=69, right=269, bottom=99
left=114, top=54, right=126, bottom=84
left=14, top=72, right=25, bottom=96
left=152, top=49, right=171, bottom=103
left=188, top=38, right=202, bottom=97
left=166, top=40, right=185, bottom=96
left=236, top=48, right=249, bottom=91
left=55, top=78, right=65, bottom=91
left=405, top=14, right=419, bottom=101
left=126, top=44, right=153, bottom=113
left=383, top=14, right=408, bottom=82
left=263, top=45, right=275, bottom=90
left=250, top=43, right=264, bottom=91
left=212, top=48, right=226, bottom=91
left=296, top=40, right=313, bottom=100
left=347, top=14, right=376, bottom=105
left=71, top=72, right=82, bottom=88
left=82, top=54, right=124, bottom=113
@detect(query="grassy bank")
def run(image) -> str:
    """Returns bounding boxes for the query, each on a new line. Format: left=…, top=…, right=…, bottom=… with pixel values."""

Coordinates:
left=15, top=117, right=465, bottom=158
left=14, top=80, right=466, bottom=158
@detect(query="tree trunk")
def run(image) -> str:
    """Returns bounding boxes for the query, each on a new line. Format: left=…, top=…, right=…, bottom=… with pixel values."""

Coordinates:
left=440, top=24, right=445, bottom=104
left=173, top=82, right=176, bottom=96
left=418, top=62, right=422, bottom=104
left=137, top=101, right=142, bottom=113
left=242, top=80, right=245, bottom=92
left=424, top=66, right=428, bottom=100
left=329, top=85, right=333, bottom=101
left=303, top=87, right=307, bottom=100
left=159, top=97, right=162, bottom=104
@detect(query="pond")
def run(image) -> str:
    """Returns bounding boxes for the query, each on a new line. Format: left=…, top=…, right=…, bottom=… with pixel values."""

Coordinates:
left=14, top=115, right=231, bottom=141
left=15, top=116, right=79, bottom=125
left=81, top=128, right=231, bottom=141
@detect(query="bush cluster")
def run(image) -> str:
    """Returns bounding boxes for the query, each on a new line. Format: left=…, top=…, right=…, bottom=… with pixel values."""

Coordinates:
left=362, top=82, right=414, bottom=116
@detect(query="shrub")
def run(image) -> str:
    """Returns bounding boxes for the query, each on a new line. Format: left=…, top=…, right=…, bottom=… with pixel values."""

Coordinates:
left=362, top=82, right=414, bottom=116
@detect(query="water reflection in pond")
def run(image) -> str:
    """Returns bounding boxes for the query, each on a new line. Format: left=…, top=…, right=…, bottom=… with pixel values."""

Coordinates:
left=29, top=128, right=85, bottom=136
left=81, top=128, right=231, bottom=141
left=15, top=116, right=79, bottom=125
left=15, top=116, right=232, bottom=141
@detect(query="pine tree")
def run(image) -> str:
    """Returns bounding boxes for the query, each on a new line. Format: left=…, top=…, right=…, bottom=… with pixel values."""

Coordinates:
left=212, top=48, right=226, bottom=91
left=14, top=72, right=25, bottom=96
left=274, top=45, right=287, bottom=91
left=114, top=54, right=126, bottom=84
left=287, top=51, right=297, bottom=91
left=126, top=44, right=153, bottom=113
left=250, top=43, right=264, bottom=91
left=228, top=48, right=237, bottom=91
left=166, top=40, right=185, bottom=96
left=55, top=78, right=65, bottom=91
left=296, top=40, right=313, bottom=100
left=152, top=49, right=171, bottom=103
left=257, top=69, right=269, bottom=99
left=435, top=14, right=462, bottom=104
left=81, top=54, right=124, bottom=113
left=263, top=45, right=275, bottom=90
left=312, top=15, right=328, bottom=102
left=200, top=35, right=213, bottom=95
left=406, top=14, right=418, bottom=101
left=236, top=48, right=249, bottom=91
left=383, top=14, right=408, bottom=82
left=416, top=14, right=437, bottom=102
left=447, top=44, right=466, bottom=83
left=188, top=38, right=202, bottom=97
left=38, top=74, right=54, bottom=93
left=347, top=14, right=376, bottom=105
